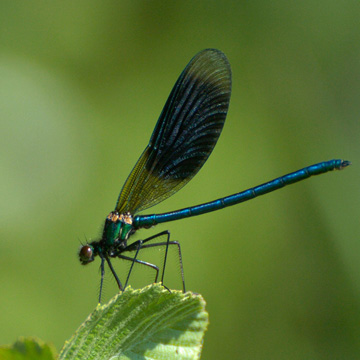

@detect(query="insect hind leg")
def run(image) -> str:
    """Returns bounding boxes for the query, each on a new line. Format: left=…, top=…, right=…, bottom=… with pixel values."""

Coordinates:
left=123, top=231, right=186, bottom=292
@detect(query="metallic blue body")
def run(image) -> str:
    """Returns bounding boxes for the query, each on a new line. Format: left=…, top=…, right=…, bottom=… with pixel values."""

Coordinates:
left=134, top=159, right=349, bottom=228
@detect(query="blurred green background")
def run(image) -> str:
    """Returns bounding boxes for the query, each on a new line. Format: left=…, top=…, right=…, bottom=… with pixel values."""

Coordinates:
left=1, top=1, right=359, bottom=359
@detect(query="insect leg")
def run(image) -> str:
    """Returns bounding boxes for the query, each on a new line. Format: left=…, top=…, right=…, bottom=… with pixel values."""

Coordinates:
left=104, top=254, right=123, bottom=291
left=124, top=231, right=186, bottom=292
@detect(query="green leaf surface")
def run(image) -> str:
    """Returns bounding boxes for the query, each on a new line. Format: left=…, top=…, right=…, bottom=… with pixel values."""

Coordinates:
left=0, top=337, right=56, bottom=360
left=59, top=284, right=209, bottom=360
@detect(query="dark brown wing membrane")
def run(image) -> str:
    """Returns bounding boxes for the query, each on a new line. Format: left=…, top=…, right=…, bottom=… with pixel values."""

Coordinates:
left=116, top=49, right=232, bottom=214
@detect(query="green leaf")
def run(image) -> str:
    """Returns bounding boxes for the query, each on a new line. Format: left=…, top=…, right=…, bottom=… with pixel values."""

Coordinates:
left=59, top=284, right=209, bottom=360
left=0, top=337, right=57, bottom=360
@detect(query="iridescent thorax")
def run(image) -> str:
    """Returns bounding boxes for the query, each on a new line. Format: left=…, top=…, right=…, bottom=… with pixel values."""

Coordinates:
left=103, top=211, right=134, bottom=245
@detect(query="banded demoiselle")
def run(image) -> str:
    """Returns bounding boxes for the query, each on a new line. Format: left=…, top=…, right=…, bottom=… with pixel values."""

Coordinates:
left=79, top=49, right=350, bottom=302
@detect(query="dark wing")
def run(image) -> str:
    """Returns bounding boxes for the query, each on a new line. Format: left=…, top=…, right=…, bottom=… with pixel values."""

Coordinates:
left=115, top=49, right=232, bottom=214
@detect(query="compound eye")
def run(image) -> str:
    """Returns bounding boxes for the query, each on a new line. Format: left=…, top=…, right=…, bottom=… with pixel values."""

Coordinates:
left=79, top=245, right=94, bottom=265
